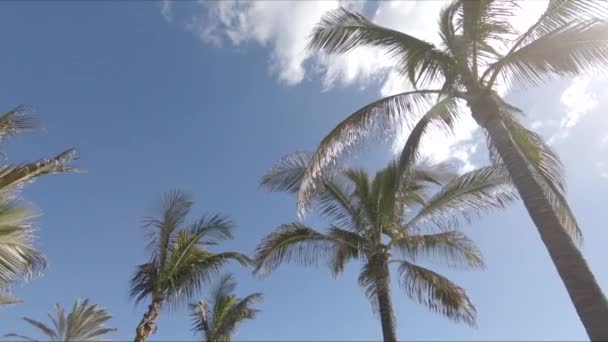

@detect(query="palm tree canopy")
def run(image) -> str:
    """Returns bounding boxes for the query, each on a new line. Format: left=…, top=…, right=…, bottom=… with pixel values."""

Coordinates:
left=4, top=298, right=117, bottom=341
left=0, top=106, right=77, bottom=297
left=129, top=191, right=252, bottom=310
left=296, top=0, right=607, bottom=242
left=190, top=274, right=263, bottom=342
left=256, top=150, right=516, bottom=325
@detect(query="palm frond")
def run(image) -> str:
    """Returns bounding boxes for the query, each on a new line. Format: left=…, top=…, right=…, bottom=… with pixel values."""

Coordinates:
left=490, top=116, right=582, bottom=242
left=189, top=214, right=235, bottom=246
left=213, top=292, right=263, bottom=341
left=297, top=89, right=438, bottom=218
left=0, top=106, right=38, bottom=142
left=0, top=200, right=45, bottom=289
left=0, top=292, right=22, bottom=305
left=487, top=19, right=608, bottom=88
left=309, top=7, right=455, bottom=88
left=357, top=260, right=380, bottom=315
left=2, top=333, right=39, bottom=341
left=21, top=317, right=58, bottom=340
left=395, top=259, right=477, bottom=326
left=407, top=165, right=517, bottom=232
left=189, top=300, right=211, bottom=339
left=129, top=262, right=158, bottom=305
left=260, top=151, right=312, bottom=194
left=317, top=178, right=363, bottom=231
left=0, top=149, right=78, bottom=192
left=327, top=226, right=366, bottom=276
left=253, top=223, right=334, bottom=276
left=390, top=230, right=484, bottom=269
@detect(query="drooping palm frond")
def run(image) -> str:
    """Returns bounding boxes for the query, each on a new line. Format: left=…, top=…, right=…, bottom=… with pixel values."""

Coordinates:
left=0, top=149, right=78, bottom=193
left=406, top=165, right=516, bottom=232
left=297, top=89, right=439, bottom=218
left=253, top=223, right=334, bottom=276
left=0, top=199, right=45, bottom=289
left=487, top=19, right=608, bottom=88
left=390, top=230, right=484, bottom=269
left=327, top=226, right=367, bottom=275
left=395, top=259, right=476, bottom=326
left=488, top=116, right=582, bottom=242
left=308, top=7, right=456, bottom=88
left=260, top=151, right=312, bottom=194
left=357, top=259, right=380, bottom=314
left=0, top=291, right=21, bottom=306
left=5, top=299, right=116, bottom=341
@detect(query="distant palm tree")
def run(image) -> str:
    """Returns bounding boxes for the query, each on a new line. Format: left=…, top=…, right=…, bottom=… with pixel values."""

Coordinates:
left=299, top=2, right=608, bottom=339
left=0, top=106, right=76, bottom=301
left=4, top=298, right=117, bottom=341
left=190, top=274, right=263, bottom=342
left=130, top=191, right=252, bottom=342
left=256, top=149, right=515, bottom=341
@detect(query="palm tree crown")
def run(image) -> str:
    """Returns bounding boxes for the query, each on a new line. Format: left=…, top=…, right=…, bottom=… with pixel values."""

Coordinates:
left=190, top=274, right=263, bottom=342
left=0, top=106, right=76, bottom=301
left=255, top=150, right=516, bottom=339
left=130, top=190, right=252, bottom=342
left=4, top=298, right=117, bottom=341
left=299, top=2, right=608, bottom=339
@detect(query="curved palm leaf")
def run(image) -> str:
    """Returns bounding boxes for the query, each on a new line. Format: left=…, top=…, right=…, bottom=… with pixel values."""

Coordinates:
left=395, top=259, right=476, bottom=326
left=253, top=223, right=334, bottom=276
left=0, top=106, right=38, bottom=142
left=390, top=230, right=484, bottom=269
left=407, top=165, right=516, bottom=232
left=5, top=299, right=116, bottom=341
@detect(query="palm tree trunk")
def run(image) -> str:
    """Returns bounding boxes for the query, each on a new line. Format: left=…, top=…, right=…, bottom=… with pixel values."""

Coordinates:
left=470, top=96, right=608, bottom=341
left=134, top=297, right=163, bottom=342
left=371, top=251, right=397, bottom=342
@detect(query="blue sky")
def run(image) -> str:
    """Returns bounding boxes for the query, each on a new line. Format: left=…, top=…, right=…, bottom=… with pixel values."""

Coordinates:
left=1, top=1, right=607, bottom=341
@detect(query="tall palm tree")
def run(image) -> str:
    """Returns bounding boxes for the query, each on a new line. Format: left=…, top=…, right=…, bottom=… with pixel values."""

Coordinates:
left=189, top=274, right=263, bottom=342
left=299, top=2, right=608, bottom=339
left=255, top=149, right=516, bottom=341
left=130, top=191, right=252, bottom=342
left=0, top=106, right=76, bottom=301
left=4, top=298, right=117, bottom=341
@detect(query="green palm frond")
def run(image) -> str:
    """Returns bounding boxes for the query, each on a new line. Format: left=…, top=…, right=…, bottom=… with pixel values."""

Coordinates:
left=253, top=223, right=334, bottom=276
left=0, top=149, right=77, bottom=192
left=407, top=165, right=516, bottom=232
left=191, top=274, right=262, bottom=342
left=390, top=230, right=484, bottom=269
left=487, top=19, right=608, bottom=88
left=5, top=299, right=116, bottom=341
left=0, top=200, right=45, bottom=289
left=297, top=89, right=439, bottom=218
left=395, top=259, right=476, bottom=326
left=357, top=260, right=380, bottom=314
left=327, top=226, right=366, bottom=275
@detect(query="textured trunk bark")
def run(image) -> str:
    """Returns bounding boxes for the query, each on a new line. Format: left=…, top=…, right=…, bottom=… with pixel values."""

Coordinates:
left=371, top=251, right=398, bottom=342
left=134, top=298, right=162, bottom=342
left=470, top=96, right=608, bottom=341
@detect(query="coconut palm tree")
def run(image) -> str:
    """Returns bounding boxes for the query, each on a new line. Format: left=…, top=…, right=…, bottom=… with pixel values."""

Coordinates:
left=189, top=274, right=262, bottom=342
left=255, top=149, right=516, bottom=341
left=4, top=298, right=117, bottom=341
left=0, top=105, right=76, bottom=301
left=130, top=191, right=252, bottom=342
left=299, top=2, right=608, bottom=339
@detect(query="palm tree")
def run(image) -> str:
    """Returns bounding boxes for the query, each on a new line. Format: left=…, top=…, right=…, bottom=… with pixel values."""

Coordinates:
left=255, top=149, right=515, bottom=341
left=190, top=274, right=263, bottom=342
left=0, top=106, right=76, bottom=301
left=130, top=190, right=252, bottom=342
left=299, top=2, right=608, bottom=339
left=4, top=298, right=117, bottom=341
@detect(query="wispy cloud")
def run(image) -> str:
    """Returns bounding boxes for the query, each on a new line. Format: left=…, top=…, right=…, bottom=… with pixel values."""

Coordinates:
left=161, top=0, right=173, bottom=23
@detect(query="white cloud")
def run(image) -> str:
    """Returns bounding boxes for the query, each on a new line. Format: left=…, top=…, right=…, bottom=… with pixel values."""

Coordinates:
left=161, top=0, right=173, bottom=22
left=602, top=135, right=608, bottom=145
left=548, top=76, right=599, bottom=143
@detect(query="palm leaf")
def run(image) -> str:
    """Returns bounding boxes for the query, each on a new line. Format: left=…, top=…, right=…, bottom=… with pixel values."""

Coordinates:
left=296, top=89, right=438, bottom=218
left=390, top=230, right=484, bottom=269
left=260, top=151, right=312, bottom=194
left=0, top=149, right=77, bottom=192
left=253, top=223, right=334, bottom=276
left=327, top=226, right=366, bottom=276
left=0, top=106, right=38, bottom=142
left=395, top=259, right=477, bottom=326
left=0, top=293, right=22, bottom=305
left=406, top=165, right=517, bottom=232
